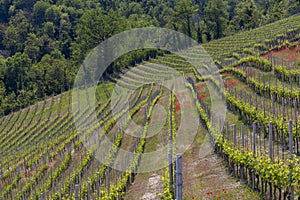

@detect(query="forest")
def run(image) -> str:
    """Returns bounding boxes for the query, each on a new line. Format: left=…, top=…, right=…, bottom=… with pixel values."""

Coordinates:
left=0, top=0, right=299, bottom=114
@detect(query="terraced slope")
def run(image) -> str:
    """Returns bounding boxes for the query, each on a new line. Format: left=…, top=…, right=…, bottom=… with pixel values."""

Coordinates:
left=1, top=15, right=300, bottom=200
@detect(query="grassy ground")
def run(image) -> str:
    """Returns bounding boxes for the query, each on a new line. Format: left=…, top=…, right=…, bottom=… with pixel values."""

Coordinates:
left=124, top=83, right=260, bottom=200
left=181, top=125, right=260, bottom=200
left=124, top=124, right=261, bottom=200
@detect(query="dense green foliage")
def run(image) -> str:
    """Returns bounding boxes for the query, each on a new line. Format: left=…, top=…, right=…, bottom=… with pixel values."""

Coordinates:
left=0, top=0, right=299, bottom=114
left=1, top=8, right=300, bottom=197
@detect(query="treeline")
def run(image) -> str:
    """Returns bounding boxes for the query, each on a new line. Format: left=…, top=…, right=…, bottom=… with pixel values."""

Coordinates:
left=0, top=0, right=299, bottom=114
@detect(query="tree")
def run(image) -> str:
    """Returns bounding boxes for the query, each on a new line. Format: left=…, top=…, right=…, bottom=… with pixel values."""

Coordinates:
left=29, top=52, right=71, bottom=96
left=261, top=0, right=284, bottom=23
left=0, top=23, right=6, bottom=49
left=4, top=10, right=31, bottom=54
left=283, top=0, right=300, bottom=17
left=119, top=2, right=144, bottom=18
left=194, top=0, right=208, bottom=18
left=194, top=0, right=209, bottom=43
left=72, top=8, right=125, bottom=63
left=232, top=0, right=261, bottom=31
left=32, top=1, right=51, bottom=26
left=13, top=0, right=37, bottom=11
left=148, top=3, right=173, bottom=27
left=0, top=0, right=12, bottom=23
left=58, top=12, right=72, bottom=58
left=2, top=91, right=17, bottom=114
left=4, top=52, right=32, bottom=93
left=43, top=21, right=55, bottom=38
left=60, top=6, right=83, bottom=40
left=204, top=0, right=229, bottom=39
left=0, top=80, right=6, bottom=114
left=24, top=33, right=41, bottom=62
left=172, top=0, right=198, bottom=38
left=57, top=0, right=83, bottom=9
left=227, top=0, right=237, bottom=20
left=127, top=13, right=158, bottom=28
left=0, top=57, right=5, bottom=81
left=45, top=5, right=62, bottom=27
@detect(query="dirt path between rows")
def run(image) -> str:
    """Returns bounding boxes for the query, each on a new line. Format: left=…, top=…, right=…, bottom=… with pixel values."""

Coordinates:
left=181, top=127, right=260, bottom=200
left=124, top=125, right=261, bottom=200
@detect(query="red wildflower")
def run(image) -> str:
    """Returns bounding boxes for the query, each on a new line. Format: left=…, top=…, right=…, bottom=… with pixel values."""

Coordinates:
left=176, top=104, right=180, bottom=112
left=199, top=93, right=205, bottom=99
left=228, top=80, right=236, bottom=87
left=196, top=84, right=204, bottom=90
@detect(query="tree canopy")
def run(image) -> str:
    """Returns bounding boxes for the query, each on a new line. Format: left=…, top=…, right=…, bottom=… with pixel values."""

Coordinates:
left=0, top=0, right=299, bottom=114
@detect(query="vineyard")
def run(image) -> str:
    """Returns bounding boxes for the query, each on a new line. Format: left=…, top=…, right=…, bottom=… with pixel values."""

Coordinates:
left=1, top=14, right=300, bottom=200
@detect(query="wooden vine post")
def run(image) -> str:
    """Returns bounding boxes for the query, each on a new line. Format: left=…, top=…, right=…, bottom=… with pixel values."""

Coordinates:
left=175, top=154, right=182, bottom=200
left=288, top=120, right=294, bottom=200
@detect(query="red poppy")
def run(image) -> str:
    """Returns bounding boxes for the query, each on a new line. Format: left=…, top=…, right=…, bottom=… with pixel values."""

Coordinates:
left=228, top=80, right=236, bottom=87
left=196, top=84, right=204, bottom=90
left=199, top=93, right=205, bottom=99
left=176, top=104, right=180, bottom=112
